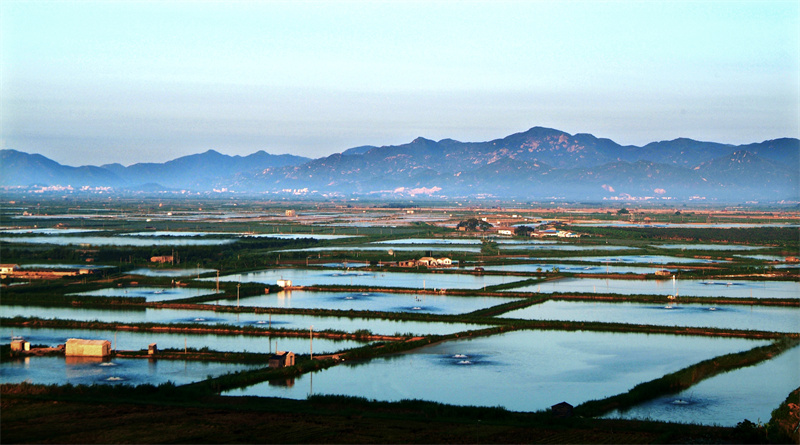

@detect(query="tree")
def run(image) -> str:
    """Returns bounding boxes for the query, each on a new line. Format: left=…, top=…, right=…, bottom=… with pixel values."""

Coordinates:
left=515, top=225, right=535, bottom=237
left=457, top=218, right=492, bottom=231
left=617, top=208, right=630, bottom=215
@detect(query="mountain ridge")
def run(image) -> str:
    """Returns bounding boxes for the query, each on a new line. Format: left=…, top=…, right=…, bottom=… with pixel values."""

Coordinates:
left=2, top=127, right=797, bottom=202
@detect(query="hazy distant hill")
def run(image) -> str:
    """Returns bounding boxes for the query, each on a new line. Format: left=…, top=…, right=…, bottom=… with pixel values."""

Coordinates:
left=1, top=149, right=309, bottom=190
left=2, top=127, right=797, bottom=202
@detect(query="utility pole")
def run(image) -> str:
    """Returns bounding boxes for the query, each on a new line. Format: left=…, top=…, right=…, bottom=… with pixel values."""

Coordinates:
left=310, top=325, right=314, bottom=360
left=237, top=283, right=241, bottom=308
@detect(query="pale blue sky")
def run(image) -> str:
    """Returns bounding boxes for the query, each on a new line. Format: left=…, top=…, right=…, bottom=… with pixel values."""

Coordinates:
left=2, top=0, right=798, bottom=166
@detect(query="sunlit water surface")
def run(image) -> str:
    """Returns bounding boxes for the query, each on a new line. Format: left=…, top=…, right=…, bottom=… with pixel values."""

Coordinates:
left=501, top=300, right=800, bottom=333
left=223, top=330, right=769, bottom=413
left=602, top=345, right=800, bottom=426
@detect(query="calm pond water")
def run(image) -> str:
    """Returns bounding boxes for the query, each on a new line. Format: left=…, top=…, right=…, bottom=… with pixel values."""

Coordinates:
left=529, top=255, right=729, bottom=264
left=504, top=278, right=800, bottom=299
left=0, top=326, right=366, bottom=355
left=278, top=244, right=634, bottom=254
left=0, top=236, right=235, bottom=246
left=603, top=345, right=800, bottom=426
left=0, top=355, right=263, bottom=387
left=573, top=222, right=800, bottom=229
left=20, top=263, right=113, bottom=270
left=70, top=287, right=220, bottom=302
left=205, top=268, right=523, bottom=290
left=128, top=268, right=218, bottom=277
left=501, top=300, right=800, bottom=333
left=0, top=228, right=102, bottom=234
left=206, top=290, right=521, bottom=314
left=223, top=330, right=769, bottom=413
left=3, top=305, right=491, bottom=337
left=652, top=244, right=765, bottom=251
left=372, top=238, right=483, bottom=245
left=480, top=263, right=676, bottom=274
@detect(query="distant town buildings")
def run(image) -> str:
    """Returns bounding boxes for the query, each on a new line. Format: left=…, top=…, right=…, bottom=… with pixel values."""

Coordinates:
left=150, top=255, right=174, bottom=264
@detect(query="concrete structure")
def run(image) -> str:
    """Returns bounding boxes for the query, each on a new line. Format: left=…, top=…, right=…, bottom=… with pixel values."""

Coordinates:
left=269, top=351, right=296, bottom=368
left=65, top=339, right=112, bottom=357
left=150, top=255, right=174, bottom=264
left=277, top=279, right=293, bottom=288
left=285, top=209, right=296, bottom=217
left=148, top=343, right=158, bottom=355
left=654, top=270, right=672, bottom=277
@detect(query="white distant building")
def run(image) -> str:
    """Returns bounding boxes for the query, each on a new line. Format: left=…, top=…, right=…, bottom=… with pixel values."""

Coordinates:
left=277, top=279, right=293, bottom=288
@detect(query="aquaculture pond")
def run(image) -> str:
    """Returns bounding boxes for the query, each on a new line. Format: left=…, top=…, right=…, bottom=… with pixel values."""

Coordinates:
left=2, top=306, right=492, bottom=337
left=529, top=255, right=729, bottom=265
left=205, top=290, right=522, bottom=314
left=0, top=228, right=102, bottom=234
left=652, top=244, right=765, bottom=251
left=223, top=329, right=769, bottom=413
left=0, top=326, right=366, bottom=355
left=0, top=355, right=263, bottom=387
left=19, top=263, right=113, bottom=270
left=69, top=287, right=220, bottom=302
left=204, top=268, right=524, bottom=290
left=0, top=235, right=236, bottom=246
left=603, top=345, right=800, bottom=426
left=503, top=278, right=800, bottom=299
left=277, top=244, right=635, bottom=254
left=128, top=268, right=218, bottom=277
left=500, top=301, right=800, bottom=334
left=479, top=263, right=676, bottom=275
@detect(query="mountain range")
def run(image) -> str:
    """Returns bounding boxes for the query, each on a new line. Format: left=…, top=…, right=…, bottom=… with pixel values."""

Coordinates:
left=2, top=127, right=798, bottom=202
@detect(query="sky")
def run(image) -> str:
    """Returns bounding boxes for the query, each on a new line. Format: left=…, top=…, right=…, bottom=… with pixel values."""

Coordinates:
left=1, top=0, right=798, bottom=166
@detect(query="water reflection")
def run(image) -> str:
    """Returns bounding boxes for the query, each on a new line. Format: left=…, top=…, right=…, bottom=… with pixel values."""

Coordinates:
left=224, top=330, right=769, bottom=413
left=501, top=300, right=800, bottom=333
left=205, top=290, right=521, bottom=314
left=3, top=305, right=491, bottom=337
left=0, top=356, right=263, bottom=386
left=205, top=268, right=521, bottom=290
left=603, top=346, right=800, bottom=426
left=504, top=278, right=800, bottom=299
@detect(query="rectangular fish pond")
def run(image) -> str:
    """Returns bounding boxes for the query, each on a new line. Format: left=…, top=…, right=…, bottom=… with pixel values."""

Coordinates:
left=206, top=290, right=522, bottom=314
left=205, top=268, right=525, bottom=290
left=502, top=278, right=800, bottom=299
left=0, top=326, right=367, bottom=355
left=222, top=329, right=770, bottom=413
left=69, top=286, right=220, bottom=302
left=499, top=300, right=800, bottom=334
left=602, top=345, right=800, bottom=426
left=3, top=305, right=492, bottom=337
left=0, top=355, right=264, bottom=387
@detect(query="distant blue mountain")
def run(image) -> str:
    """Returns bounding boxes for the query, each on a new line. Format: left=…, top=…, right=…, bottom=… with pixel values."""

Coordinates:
left=2, top=127, right=797, bottom=202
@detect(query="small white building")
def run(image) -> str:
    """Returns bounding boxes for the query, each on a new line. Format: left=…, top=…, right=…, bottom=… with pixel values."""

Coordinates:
left=277, top=279, right=293, bottom=288
left=0, top=264, right=20, bottom=277
left=65, top=339, right=112, bottom=357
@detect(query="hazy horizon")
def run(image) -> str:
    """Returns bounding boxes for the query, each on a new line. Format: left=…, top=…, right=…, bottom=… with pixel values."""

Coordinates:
left=2, top=1, right=798, bottom=166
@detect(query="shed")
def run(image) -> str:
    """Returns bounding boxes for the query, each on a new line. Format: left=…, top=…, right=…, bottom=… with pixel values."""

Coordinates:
left=551, top=401, right=573, bottom=418
left=148, top=343, right=158, bottom=355
left=269, top=351, right=296, bottom=368
left=65, top=339, right=112, bottom=357
left=277, top=279, right=293, bottom=288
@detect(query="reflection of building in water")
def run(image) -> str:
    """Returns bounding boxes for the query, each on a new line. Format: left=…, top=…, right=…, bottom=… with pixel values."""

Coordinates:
left=269, top=377, right=295, bottom=387
left=66, top=339, right=111, bottom=357
left=269, top=351, right=295, bottom=368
